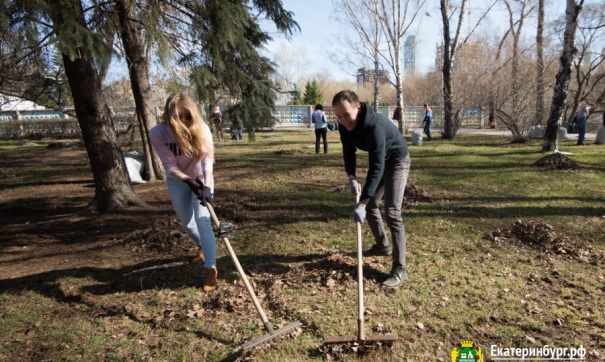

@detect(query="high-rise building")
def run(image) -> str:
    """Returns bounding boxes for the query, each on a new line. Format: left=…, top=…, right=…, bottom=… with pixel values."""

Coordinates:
left=356, top=67, right=390, bottom=85
left=434, top=41, right=479, bottom=71
left=403, top=35, right=416, bottom=76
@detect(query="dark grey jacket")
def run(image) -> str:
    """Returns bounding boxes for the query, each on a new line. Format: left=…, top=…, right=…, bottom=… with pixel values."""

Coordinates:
left=338, top=103, right=409, bottom=204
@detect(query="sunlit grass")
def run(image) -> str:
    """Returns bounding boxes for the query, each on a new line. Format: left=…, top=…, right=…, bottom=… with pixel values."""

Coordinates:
left=1, top=130, right=604, bottom=361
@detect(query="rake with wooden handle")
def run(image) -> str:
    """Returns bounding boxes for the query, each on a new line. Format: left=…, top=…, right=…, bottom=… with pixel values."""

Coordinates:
left=205, top=203, right=302, bottom=352
left=323, top=195, right=397, bottom=345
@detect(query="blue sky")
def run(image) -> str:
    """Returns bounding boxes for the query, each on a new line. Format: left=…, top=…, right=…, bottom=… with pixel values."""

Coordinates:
left=104, top=0, right=571, bottom=85
left=264, top=0, right=570, bottom=83
left=264, top=0, right=443, bottom=82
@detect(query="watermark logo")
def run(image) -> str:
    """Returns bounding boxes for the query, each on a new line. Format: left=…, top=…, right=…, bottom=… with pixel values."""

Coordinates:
left=490, top=344, right=586, bottom=360
left=452, top=340, right=484, bottom=362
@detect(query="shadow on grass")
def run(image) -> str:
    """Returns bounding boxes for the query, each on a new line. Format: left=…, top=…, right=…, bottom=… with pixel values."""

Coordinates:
left=0, top=250, right=382, bottom=359
left=0, top=179, right=93, bottom=191
left=407, top=196, right=605, bottom=219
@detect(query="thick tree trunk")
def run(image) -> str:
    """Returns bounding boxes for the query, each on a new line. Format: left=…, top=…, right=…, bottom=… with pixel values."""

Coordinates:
left=53, top=0, right=145, bottom=211
left=542, top=0, right=583, bottom=152
left=62, top=52, right=145, bottom=210
left=116, top=0, right=165, bottom=181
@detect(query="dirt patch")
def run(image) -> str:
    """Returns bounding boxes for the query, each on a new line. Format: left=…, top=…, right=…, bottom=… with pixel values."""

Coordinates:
left=121, top=218, right=191, bottom=254
left=533, top=153, right=580, bottom=170
left=484, top=220, right=604, bottom=264
left=47, top=142, right=81, bottom=150
left=0, top=168, right=16, bottom=179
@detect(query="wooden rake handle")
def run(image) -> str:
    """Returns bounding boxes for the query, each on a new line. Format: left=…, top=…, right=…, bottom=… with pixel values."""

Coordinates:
left=205, top=203, right=274, bottom=334
left=355, top=194, right=365, bottom=341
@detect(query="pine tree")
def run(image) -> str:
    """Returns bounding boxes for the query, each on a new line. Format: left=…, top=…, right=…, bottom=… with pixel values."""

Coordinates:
left=302, top=80, right=324, bottom=105
left=289, top=85, right=303, bottom=105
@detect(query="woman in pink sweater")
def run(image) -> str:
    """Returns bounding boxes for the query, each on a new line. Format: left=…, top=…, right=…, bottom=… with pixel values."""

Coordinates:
left=150, top=92, right=217, bottom=292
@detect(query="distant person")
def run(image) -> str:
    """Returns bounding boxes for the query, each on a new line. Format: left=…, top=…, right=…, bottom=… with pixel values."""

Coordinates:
left=333, top=90, right=411, bottom=289
left=211, top=106, right=224, bottom=141
left=575, top=102, right=594, bottom=145
left=17, top=124, right=24, bottom=140
left=489, top=113, right=496, bottom=129
left=421, top=103, right=433, bottom=141
left=232, top=118, right=243, bottom=141
left=150, top=92, right=218, bottom=292
left=312, top=104, right=328, bottom=154
left=393, top=108, right=401, bottom=121
left=595, top=111, right=605, bottom=145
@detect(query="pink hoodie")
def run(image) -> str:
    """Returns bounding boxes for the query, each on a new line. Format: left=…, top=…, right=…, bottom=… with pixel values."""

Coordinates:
left=150, top=122, right=214, bottom=180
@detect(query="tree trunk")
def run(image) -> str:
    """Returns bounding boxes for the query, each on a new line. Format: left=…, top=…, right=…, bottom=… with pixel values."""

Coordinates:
left=442, top=55, right=454, bottom=139
left=373, top=54, right=379, bottom=111
left=440, top=0, right=454, bottom=139
left=115, top=0, right=165, bottom=181
left=535, top=0, right=545, bottom=125
left=53, top=0, right=145, bottom=211
left=395, top=63, right=405, bottom=134
left=542, top=0, right=583, bottom=152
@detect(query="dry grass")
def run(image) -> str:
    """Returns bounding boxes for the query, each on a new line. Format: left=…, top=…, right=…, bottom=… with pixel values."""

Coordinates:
left=0, top=131, right=604, bottom=361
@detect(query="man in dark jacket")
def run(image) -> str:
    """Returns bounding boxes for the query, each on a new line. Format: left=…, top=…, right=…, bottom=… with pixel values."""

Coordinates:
left=333, top=90, right=411, bottom=289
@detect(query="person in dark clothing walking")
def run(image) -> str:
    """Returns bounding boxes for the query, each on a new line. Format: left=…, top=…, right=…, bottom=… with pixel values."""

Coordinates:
left=333, top=90, right=411, bottom=289
left=422, top=103, right=433, bottom=141
left=312, top=104, right=328, bottom=154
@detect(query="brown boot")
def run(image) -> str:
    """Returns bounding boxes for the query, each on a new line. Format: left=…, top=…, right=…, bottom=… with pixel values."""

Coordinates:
left=193, top=246, right=205, bottom=264
left=203, top=267, right=217, bottom=292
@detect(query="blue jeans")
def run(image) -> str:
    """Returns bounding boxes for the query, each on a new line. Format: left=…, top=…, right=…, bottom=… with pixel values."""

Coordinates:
left=366, top=155, right=411, bottom=269
left=166, top=177, right=216, bottom=268
left=576, top=117, right=586, bottom=145
left=423, top=121, right=432, bottom=141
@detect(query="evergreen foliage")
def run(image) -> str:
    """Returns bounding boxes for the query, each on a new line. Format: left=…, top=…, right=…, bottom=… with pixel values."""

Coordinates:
left=289, top=84, right=302, bottom=105
left=302, top=79, right=324, bottom=105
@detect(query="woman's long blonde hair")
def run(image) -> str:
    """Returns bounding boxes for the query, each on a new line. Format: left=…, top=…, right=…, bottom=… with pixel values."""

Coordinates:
left=162, top=92, right=214, bottom=161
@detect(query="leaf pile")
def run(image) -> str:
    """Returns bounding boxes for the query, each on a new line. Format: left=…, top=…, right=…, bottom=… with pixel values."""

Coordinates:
left=319, top=338, right=395, bottom=360
left=274, top=149, right=302, bottom=155
left=296, top=253, right=388, bottom=293
left=404, top=182, right=432, bottom=207
left=533, top=153, right=580, bottom=170
left=121, top=218, right=191, bottom=253
left=485, top=220, right=603, bottom=264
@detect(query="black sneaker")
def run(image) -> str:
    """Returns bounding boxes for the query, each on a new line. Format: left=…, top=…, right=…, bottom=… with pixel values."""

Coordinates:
left=382, top=267, right=407, bottom=289
left=362, top=244, right=392, bottom=257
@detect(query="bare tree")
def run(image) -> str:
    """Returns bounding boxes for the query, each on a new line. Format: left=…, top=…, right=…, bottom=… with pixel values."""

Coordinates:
left=331, top=0, right=385, bottom=110
left=439, top=0, right=465, bottom=139
left=495, top=0, right=536, bottom=142
left=439, top=0, right=496, bottom=138
left=564, top=2, right=605, bottom=124
left=377, top=0, right=426, bottom=133
left=542, top=0, right=585, bottom=151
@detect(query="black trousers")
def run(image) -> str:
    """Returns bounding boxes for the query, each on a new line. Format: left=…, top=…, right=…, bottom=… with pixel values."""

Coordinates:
left=315, top=128, right=328, bottom=154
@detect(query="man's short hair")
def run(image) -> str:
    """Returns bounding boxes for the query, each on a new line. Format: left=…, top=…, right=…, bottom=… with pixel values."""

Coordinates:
left=332, top=90, right=360, bottom=106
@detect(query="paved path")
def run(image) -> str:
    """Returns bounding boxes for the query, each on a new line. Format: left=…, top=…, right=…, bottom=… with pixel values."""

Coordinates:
left=440, top=127, right=597, bottom=142
left=276, top=124, right=599, bottom=142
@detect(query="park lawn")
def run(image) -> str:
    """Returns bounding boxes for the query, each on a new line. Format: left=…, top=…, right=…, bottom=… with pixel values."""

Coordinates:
left=0, top=130, right=603, bottom=361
